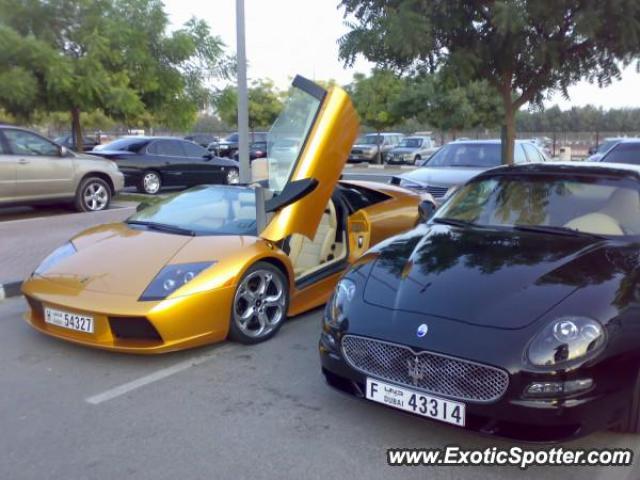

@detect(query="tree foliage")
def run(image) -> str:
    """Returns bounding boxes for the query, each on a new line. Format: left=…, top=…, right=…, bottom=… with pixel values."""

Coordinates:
left=395, top=73, right=503, bottom=137
left=215, top=79, right=284, bottom=130
left=517, top=105, right=640, bottom=132
left=0, top=0, right=231, bottom=150
left=347, top=69, right=406, bottom=132
left=338, top=0, right=640, bottom=163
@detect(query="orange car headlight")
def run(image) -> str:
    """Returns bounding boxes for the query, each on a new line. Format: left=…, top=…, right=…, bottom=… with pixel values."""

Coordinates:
left=140, top=262, right=216, bottom=301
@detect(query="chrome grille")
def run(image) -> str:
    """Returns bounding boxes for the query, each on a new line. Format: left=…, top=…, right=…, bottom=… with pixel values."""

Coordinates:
left=425, top=185, right=449, bottom=198
left=342, top=335, right=509, bottom=403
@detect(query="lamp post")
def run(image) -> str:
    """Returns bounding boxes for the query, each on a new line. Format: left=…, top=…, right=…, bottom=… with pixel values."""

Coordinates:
left=236, top=0, right=250, bottom=183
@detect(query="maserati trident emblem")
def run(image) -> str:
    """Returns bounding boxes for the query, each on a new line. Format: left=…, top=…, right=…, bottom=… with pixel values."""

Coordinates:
left=407, top=356, right=423, bottom=386
left=416, top=323, right=429, bottom=338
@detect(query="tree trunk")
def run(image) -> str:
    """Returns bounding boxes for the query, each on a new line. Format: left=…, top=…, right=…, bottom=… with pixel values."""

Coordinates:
left=501, top=103, right=516, bottom=165
left=71, top=107, right=83, bottom=152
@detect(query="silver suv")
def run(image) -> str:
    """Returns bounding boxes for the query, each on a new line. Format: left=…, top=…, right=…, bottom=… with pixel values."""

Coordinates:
left=0, top=126, right=124, bottom=211
left=348, top=132, right=404, bottom=164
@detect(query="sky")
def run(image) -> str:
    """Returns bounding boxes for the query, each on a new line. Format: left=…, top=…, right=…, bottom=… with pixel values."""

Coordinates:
left=163, top=0, right=640, bottom=110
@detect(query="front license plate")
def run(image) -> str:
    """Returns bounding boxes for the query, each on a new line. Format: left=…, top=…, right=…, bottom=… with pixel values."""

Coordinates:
left=366, top=378, right=465, bottom=427
left=44, top=307, right=94, bottom=334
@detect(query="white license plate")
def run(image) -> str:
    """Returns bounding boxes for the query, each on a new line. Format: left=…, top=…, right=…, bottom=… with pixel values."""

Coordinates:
left=366, top=378, right=465, bottom=427
left=44, top=307, right=94, bottom=334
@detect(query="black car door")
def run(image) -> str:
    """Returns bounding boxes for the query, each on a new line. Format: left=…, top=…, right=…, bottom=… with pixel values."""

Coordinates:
left=181, top=140, right=226, bottom=185
left=146, top=139, right=191, bottom=187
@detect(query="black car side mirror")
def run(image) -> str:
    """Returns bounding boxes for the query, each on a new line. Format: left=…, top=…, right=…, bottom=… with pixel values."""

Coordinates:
left=418, top=200, right=436, bottom=222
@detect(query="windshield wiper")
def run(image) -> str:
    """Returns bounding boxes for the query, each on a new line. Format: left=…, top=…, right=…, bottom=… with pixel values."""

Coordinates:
left=126, top=220, right=196, bottom=236
left=511, top=225, right=607, bottom=240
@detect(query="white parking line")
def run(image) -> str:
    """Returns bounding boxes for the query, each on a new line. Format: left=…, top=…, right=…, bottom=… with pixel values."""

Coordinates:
left=85, top=345, right=232, bottom=405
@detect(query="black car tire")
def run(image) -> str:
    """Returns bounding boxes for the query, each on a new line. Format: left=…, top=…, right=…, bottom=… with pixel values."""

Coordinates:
left=228, top=262, right=289, bottom=345
left=613, top=370, right=640, bottom=433
left=74, top=176, right=111, bottom=212
left=138, top=170, right=162, bottom=195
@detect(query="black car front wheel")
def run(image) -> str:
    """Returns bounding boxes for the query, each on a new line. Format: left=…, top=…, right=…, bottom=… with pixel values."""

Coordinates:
left=228, top=262, right=289, bottom=344
left=75, top=177, right=111, bottom=212
left=138, top=171, right=162, bottom=195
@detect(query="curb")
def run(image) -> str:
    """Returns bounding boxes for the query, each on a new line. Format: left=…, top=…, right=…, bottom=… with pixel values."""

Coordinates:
left=0, top=281, right=22, bottom=300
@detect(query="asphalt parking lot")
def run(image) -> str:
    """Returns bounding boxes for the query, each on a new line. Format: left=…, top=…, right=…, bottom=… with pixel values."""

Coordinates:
left=0, top=296, right=638, bottom=480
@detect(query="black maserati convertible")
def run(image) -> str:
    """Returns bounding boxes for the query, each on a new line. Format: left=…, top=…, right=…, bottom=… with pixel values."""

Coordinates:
left=92, top=137, right=239, bottom=194
left=320, top=161, right=640, bottom=441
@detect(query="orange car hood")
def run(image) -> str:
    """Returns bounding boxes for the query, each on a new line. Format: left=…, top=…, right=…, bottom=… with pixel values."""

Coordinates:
left=38, top=223, right=247, bottom=297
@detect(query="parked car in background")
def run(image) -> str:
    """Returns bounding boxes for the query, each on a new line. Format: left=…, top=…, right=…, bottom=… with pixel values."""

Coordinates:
left=386, top=135, right=437, bottom=165
left=348, top=132, right=404, bottom=164
left=322, top=161, right=640, bottom=440
left=588, top=137, right=629, bottom=162
left=91, top=137, right=239, bottom=194
left=391, top=139, right=548, bottom=203
left=599, top=139, right=640, bottom=165
left=0, top=125, right=123, bottom=211
left=231, top=141, right=268, bottom=162
left=184, top=134, right=219, bottom=149
left=208, top=132, right=268, bottom=158
left=54, top=134, right=100, bottom=152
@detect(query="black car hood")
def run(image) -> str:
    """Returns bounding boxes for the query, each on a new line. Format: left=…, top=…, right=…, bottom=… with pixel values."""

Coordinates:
left=363, top=224, right=620, bottom=329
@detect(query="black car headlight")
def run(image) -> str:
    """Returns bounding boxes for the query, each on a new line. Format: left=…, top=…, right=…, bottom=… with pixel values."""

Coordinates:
left=140, top=262, right=215, bottom=301
left=528, top=316, right=606, bottom=368
left=325, top=279, right=356, bottom=328
left=34, top=242, right=76, bottom=275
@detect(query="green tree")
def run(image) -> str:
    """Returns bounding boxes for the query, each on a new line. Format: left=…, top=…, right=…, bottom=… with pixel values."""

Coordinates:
left=0, top=0, right=231, bottom=151
left=215, top=79, right=284, bottom=130
left=338, top=0, right=640, bottom=164
left=397, top=73, right=503, bottom=139
left=347, top=69, right=405, bottom=161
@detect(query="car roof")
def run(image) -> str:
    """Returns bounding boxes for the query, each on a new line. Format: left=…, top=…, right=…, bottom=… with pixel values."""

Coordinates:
left=481, top=161, right=640, bottom=180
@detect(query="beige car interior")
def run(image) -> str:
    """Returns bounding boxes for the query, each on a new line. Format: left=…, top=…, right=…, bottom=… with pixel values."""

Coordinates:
left=564, top=188, right=640, bottom=236
left=288, top=198, right=347, bottom=279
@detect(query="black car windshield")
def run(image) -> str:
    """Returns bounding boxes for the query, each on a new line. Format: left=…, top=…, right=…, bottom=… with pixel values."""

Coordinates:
left=426, top=143, right=501, bottom=167
left=101, top=138, right=148, bottom=152
left=398, top=138, right=423, bottom=148
left=597, top=140, right=621, bottom=154
left=127, top=186, right=258, bottom=236
left=435, top=174, right=640, bottom=237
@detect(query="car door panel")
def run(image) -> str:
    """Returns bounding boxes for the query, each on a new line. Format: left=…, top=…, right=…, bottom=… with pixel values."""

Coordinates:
left=4, top=129, right=75, bottom=199
left=260, top=77, right=359, bottom=242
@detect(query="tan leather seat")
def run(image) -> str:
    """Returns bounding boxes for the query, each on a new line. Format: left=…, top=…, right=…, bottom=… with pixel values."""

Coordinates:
left=564, top=212, right=624, bottom=235
left=289, top=200, right=338, bottom=277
